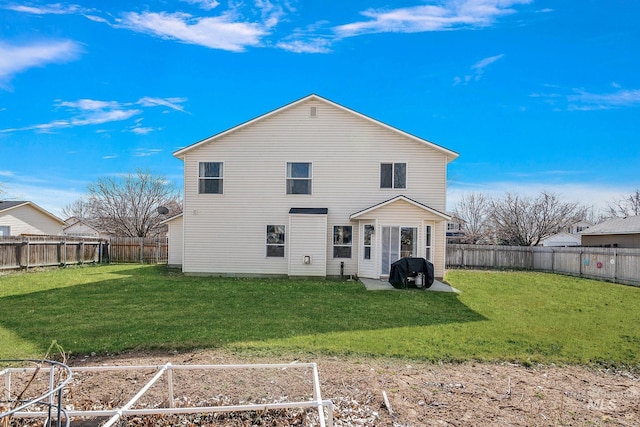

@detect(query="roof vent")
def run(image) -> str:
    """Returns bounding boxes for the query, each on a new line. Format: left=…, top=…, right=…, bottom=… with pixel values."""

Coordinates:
left=310, top=106, right=317, bottom=117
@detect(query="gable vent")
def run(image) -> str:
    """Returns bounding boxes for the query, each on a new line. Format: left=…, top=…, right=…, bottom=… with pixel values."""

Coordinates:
left=310, top=106, right=317, bottom=117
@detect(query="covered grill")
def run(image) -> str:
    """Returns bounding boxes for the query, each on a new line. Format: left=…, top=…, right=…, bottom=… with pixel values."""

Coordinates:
left=388, top=257, right=435, bottom=289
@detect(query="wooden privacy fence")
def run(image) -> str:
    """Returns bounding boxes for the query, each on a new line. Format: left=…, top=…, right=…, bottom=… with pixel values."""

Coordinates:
left=0, top=236, right=104, bottom=270
left=0, top=236, right=168, bottom=270
left=107, top=236, right=168, bottom=264
left=447, top=244, right=640, bottom=287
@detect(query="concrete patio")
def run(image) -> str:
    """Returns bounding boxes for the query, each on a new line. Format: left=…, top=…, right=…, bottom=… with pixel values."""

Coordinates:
left=359, top=277, right=460, bottom=293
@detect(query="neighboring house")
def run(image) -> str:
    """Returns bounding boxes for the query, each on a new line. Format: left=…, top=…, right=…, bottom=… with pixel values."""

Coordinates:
left=540, top=232, right=581, bottom=247
left=446, top=213, right=466, bottom=244
left=63, top=217, right=111, bottom=238
left=568, top=220, right=592, bottom=234
left=167, top=94, right=458, bottom=279
left=580, top=215, right=640, bottom=248
left=0, top=201, right=66, bottom=236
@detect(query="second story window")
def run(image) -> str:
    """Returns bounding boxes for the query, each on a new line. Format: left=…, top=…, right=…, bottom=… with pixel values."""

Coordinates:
left=286, top=162, right=312, bottom=194
left=380, top=163, right=406, bottom=189
left=199, top=162, right=223, bottom=194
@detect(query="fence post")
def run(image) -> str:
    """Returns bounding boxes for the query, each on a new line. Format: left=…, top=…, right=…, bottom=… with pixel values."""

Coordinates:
left=140, top=238, right=144, bottom=264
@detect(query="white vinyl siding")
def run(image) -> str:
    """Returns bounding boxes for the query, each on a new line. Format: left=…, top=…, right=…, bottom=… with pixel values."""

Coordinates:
left=288, top=213, right=327, bottom=276
left=0, top=205, right=64, bottom=236
left=166, top=215, right=183, bottom=267
left=179, top=98, right=450, bottom=277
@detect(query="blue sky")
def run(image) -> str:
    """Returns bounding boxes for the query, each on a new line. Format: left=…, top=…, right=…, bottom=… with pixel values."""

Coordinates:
left=1, top=0, right=638, bottom=218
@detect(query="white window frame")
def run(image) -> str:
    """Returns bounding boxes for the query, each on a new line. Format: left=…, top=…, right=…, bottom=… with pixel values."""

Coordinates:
left=425, top=224, right=433, bottom=261
left=198, top=162, right=223, bottom=194
left=0, top=225, right=9, bottom=236
left=363, top=224, right=374, bottom=260
left=266, top=225, right=285, bottom=258
left=333, top=225, right=352, bottom=258
left=286, top=162, right=312, bottom=195
left=380, top=162, right=407, bottom=189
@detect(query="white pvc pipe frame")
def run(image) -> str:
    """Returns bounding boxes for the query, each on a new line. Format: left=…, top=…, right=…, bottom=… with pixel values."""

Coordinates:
left=3, top=362, right=334, bottom=427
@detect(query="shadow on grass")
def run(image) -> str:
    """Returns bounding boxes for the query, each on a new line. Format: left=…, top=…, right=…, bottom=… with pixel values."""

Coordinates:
left=0, top=265, right=486, bottom=356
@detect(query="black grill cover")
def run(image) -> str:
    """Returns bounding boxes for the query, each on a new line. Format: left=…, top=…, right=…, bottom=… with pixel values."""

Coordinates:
left=389, top=257, right=435, bottom=289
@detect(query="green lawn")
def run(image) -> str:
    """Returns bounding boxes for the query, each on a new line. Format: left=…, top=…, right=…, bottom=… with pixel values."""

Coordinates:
left=0, top=265, right=638, bottom=367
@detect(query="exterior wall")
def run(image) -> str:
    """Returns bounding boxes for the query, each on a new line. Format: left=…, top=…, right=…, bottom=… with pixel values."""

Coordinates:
left=541, top=233, right=581, bottom=247
left=181, top=98, right=451, bottom=277
left=288, top=214, right=327, bottom=276
left=63, top=222, right=103, bottom=238
left=352, top=199, right=447, bottom=279
left=582, top=234, right=640, bottom=248
left=167, top=215, right=184, bottom=266
left=0, top=205, right=63, bottom=236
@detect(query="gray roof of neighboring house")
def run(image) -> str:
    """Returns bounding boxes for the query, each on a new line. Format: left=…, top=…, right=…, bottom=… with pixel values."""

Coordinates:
left=581, top=215, right=640, bottom=235
left=0, top=201, right=29, bottom=212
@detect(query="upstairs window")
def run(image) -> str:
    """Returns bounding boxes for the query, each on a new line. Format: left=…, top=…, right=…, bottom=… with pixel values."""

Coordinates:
left=266, top=225, right=285, bottom=257
left=333, top=226, right=352, bottom=258
left=287, top=162, right=312, bottom=194
left=380, top=163, right=406, bottom=189
left=199, top=162, right=223, bottom=194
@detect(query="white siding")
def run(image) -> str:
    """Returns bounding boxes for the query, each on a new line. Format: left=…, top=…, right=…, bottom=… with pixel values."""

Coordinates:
left=167, top=215, right=184, bottom=266
left=180, top=98, right=451, bottom=277
left=0, top=205, right=63, bottom=236
left=288, top=214, right=327, bottom=276
left=352, top=199, right=447, bottom=278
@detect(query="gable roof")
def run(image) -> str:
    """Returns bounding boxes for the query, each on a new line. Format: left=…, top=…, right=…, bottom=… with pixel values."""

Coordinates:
left=173, top=94, right=459, bottom=162
left=0, top=200, right=66, bottom=224
left=350, top=195, right=451, bottom=220
left=580, top=215, right=640, bottom=235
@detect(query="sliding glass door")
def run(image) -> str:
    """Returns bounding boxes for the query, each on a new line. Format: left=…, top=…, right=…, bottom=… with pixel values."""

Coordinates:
left=381, top=226, right=417, bottom=275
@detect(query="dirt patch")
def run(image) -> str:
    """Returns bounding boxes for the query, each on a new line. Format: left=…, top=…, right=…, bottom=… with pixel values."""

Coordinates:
left=7, top=350, right=640, bottom=426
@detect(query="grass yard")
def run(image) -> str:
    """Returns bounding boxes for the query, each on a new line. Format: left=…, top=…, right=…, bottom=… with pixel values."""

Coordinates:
left=0, top=264, right=639, bottom=367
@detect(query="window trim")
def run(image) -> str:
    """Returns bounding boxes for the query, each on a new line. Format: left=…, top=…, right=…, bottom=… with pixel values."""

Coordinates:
left=380, top=162, right=407, bottom=189
left=333, top=225, right=353, bottom=258
left=198, top=161, right=224, bottom=194
left=363, top=224, right=374, bottom=260
left=286, top=162, right=312, bottom=195
left=266, top=224, right=286, bottom=258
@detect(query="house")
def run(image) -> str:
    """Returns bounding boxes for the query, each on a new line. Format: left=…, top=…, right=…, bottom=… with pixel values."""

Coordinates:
left=63, top=217, right=111, bottom=239
left=167, top=94, right=458, bottom=279
left=446, top=213, right=466, bottom=244
left=0, top=201, right=66, bottom=236
left=540, top=232, right=581, bottom=247
left=580, top=215, right=640, bottom=248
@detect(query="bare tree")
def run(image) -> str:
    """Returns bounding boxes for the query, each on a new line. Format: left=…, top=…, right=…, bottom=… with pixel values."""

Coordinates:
left=69, top=170, right=181, bottom=237
left=490, top=191, right=587, bottom=246
left=453, top=192, right=492, bottom=244
left=606, top=189, right=640, bottom=218
left=62, top=198, right=94, bottom=221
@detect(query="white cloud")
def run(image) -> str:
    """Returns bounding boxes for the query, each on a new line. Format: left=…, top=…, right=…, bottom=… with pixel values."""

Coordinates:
left=1, top=96, right=187, bottom=133
left=567, top=89, right=640, bottom=111
left=134, top=148, right=163, bottom=157
left=454, top=53, right=504, bottom=85
left=137, top=96, right=188, bottom=113
left=120, top=11, right=269, bottom=52
left=180, top=0, right=220, bottom=10
left=277, top=37, right=332, bottom=53
left=0, top=40, right=82, bottom=87
left=533, top=86, right=640, bottom=111
left=4, top=3, right=84, bottom=15
left=334, top=0, right=532, bottom=38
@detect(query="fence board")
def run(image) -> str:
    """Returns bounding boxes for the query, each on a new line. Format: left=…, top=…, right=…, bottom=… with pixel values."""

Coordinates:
left=447, top=244, right=640, bottom=286
left=0, top=236, right=168, bottom=271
